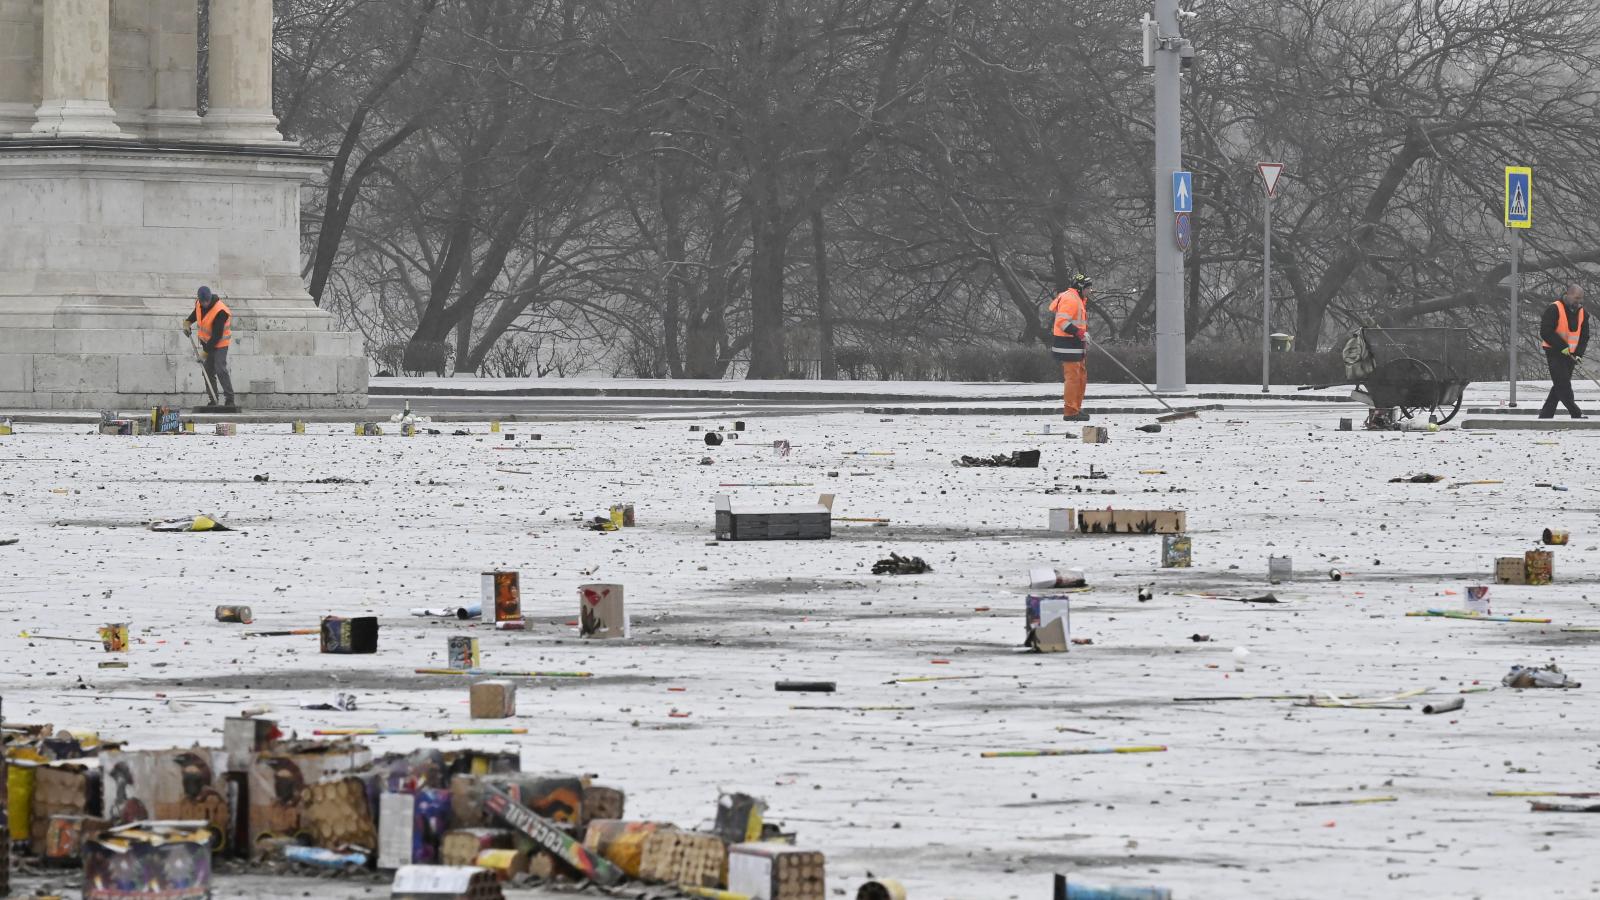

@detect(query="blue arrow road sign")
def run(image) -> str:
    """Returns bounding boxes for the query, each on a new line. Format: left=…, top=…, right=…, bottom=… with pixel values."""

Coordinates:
left=1173, top=171, right=1193, bottom=213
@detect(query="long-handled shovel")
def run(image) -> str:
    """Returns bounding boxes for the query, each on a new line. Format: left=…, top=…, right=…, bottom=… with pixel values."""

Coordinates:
left=1089, top=339, right=1200, bottom=423
left=187, top=331, right=220, bottom=406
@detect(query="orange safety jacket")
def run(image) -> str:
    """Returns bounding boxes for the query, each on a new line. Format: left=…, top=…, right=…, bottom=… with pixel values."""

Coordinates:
left=194, top=300, right=232, bottom=349
left=1543, top=301, right=1585, bottom=353
left=1049, top=289, right=1088, bottom=360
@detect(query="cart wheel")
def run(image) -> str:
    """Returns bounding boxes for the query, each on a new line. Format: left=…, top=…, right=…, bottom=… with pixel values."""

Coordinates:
left=1435, top=390, right=1464, bottom=426
left=1379, top=357, right=1436, bottom=422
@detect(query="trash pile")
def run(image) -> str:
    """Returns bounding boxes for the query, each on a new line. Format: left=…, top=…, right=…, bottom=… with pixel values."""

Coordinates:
left=953, top=450, right=1041, bottom=468
left=2, top=712, right=828, bottom=899
left=871, top=553, right=930, bottom=576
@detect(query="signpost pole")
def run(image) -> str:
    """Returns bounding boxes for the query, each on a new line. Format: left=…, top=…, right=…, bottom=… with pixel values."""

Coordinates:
left=1509, top=229, right=1520, bottom=407
left=1262, top=190, right=1272, bottom=393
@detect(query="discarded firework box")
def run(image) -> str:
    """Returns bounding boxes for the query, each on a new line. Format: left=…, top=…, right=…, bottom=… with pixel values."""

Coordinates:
left=378, top=788, right=449, bottom=869
left=29, top=760, right=101, bottom=853
left=1026, top=596, right=1071, bottom=654
left=83, top=821, right=214, bottom=900
left=1082, top=426, right=1109, bottom=444
left=728, top=842, right=826, bottom=900
left=99, top=749, right=231, bottom=849
left=0, top=701, right=7, bottom=898
left=579, top=584, right=628, bottom=640
left=481, top=782, right=624, bottom=886
left=99, top=623, right=128, bottom=652
left=1053, top=873, right=1171, bottom=900
left=714, top=494, right=834, bottom=541
left=482, top=571, right=521, bottom=623
left=1070, top=508, right=1186, bottom=536
left=447, top=636, right=480, bottom=670
left=1161, top=534, right=1192, bottom=568
left=214, top=423, right=236, bottom=436
left=6, top=755, right=31, bottom=848
left=1268, top=556, right=1293, bottom=584
left=391, top=865, right=505, bottom=900
left=301, top=776, right=377, bottom=852
left=1029, top=567, right=1086, bottom=590
left=473, top=848, right=528, bottom=881
left=320, top=615, right=379, bottom=653
left=441, top=827, right=515, bottom=866
left=639, top=829, right=729, bottom=888
left=150, top=407, right=182, bottom=434
left=1047, top=509, right=1075, bottom=533
left=1525, top=549, right=1554, bottom=586
left=1463, top=586, right=1491, bottom=616
left=582, top=784, right=625, bottom=824
left=223, top=717, right=280, bottom=773
left=445, top=750, right=520, bottom=782
left=470, top=681, right=517, bottom=720
left=246, top=741, right=371, bottom=853
left=715, top=792, right=767, bottom=844
left=1543, top=528, right=1570, bottom=546
left=42, top=813, right=109, bottom=865
left=1495, top=556, right=1527, bottom=586
left=583, top=820, right=672, bottom=878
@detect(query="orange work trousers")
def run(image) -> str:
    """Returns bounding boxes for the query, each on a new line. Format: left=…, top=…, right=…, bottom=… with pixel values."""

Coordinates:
left=1060, top=360, right=1087, bottom=416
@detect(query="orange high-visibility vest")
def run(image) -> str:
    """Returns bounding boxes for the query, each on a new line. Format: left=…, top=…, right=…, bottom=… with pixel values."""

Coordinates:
left=1543, top=301, right=1585, bottom=352
left=195, top=300, right=232, bottom=349
left=1051, top=289, right=1088, bottom=340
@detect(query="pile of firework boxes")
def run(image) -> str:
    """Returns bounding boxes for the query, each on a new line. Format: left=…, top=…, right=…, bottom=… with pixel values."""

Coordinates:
left=2, top=708, right=826, bottom=900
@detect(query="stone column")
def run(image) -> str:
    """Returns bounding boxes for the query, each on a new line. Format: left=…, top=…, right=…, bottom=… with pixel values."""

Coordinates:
left=109, top=0, right=152, bottom=136
left=0, top=0, right=42, bottom=135
left=31, top=0, right=126, bottom=136
left=144, top=0, right=199, bottom=137
left=202, top=0, right=281, bottom=142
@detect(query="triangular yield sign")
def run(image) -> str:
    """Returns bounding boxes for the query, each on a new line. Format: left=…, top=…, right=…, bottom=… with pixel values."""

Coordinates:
left=1258, top=162, right=1285, bottom=198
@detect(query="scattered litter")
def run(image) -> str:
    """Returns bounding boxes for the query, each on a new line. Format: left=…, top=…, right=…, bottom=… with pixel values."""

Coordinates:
left=981, top=745, right=1166, bottom=759
left=1406, top=609, right=1551, bottom=624
left=1053, top=874, right=1171, bottom=900
left=149, top=514, right=233, bottom=533
left=1503, top=663, right=1581, bottom=689
left=1543, top=528, right=1570, bottom=545
left=954, top=450, right=1041, bottom=468
left=1293, top=796, right=1398, bottom=808
left=300, top=692, right=358, bottom=712
left=410, top=604, right=482, bottom=620
left=872, top=553, right=930, bottom=575
left=1136, top=423, right=1162, bottom=434
left=1181, top=592, right=1282, bottom=604
left=1530, top=801, right=1600, bottom=813
left=775, top=681, right=836, bottom=693
left=1388, top=473, right=1444, bottom=483
left=1421, top=696, right=1465, bottom=715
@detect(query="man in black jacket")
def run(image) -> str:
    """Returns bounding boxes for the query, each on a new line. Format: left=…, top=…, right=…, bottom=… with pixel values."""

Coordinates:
left=1539, top=283, right=1589, bottom=419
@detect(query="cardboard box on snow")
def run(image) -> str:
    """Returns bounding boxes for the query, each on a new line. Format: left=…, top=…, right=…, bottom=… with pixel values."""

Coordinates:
left=1070, top=508, right=1186, bottom=535
left=470, top=681, right=516, bottom=719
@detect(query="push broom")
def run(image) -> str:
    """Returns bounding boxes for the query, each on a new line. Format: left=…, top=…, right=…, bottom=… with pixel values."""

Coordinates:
left=1089, top=338, right=1200, bottom=423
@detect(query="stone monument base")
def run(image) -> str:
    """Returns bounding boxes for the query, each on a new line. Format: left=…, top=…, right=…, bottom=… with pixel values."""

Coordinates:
left=0, top=141, right=368, bottom=410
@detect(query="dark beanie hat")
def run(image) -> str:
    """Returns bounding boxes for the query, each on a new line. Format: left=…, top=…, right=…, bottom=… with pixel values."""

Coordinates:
left=197, top=286, right=214, bottom=302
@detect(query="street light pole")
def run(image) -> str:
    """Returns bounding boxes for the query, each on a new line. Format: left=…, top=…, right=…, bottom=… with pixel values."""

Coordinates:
left=1150, top=0, right=1187, bottom=392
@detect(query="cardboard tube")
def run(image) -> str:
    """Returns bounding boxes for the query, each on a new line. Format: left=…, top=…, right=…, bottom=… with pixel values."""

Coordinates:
left=1422, top=696, right=1465, bottom=715
left=1543, top=528, right=1570, bottom=545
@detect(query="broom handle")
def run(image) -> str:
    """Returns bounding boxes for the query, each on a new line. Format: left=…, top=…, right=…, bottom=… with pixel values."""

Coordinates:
left=1088, top=338, right=1181, bottom=416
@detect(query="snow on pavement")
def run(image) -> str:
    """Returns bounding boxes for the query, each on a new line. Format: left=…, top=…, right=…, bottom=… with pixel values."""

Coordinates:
left=2, top=405, right=1597, bottom=899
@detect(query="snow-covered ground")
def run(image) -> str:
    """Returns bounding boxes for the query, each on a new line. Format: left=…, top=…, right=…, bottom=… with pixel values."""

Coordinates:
left=2, top=404, right=1598, bottom=899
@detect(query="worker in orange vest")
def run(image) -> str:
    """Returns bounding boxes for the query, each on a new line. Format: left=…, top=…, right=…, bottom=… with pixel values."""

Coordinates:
left=1049, top=274, right=1092, bottom=420
left=182, top=286, right=236, bottom=408
left=1539, top=283, right=1589, bottom=419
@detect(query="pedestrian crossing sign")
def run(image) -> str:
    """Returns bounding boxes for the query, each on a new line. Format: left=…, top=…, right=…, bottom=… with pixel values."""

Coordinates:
left=1505, top=166, right=1532, bottom=229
